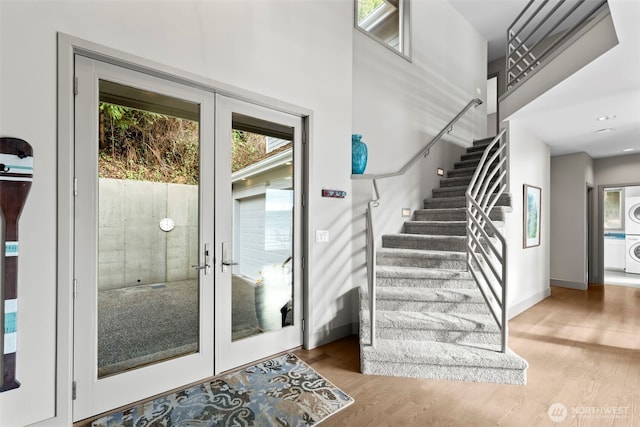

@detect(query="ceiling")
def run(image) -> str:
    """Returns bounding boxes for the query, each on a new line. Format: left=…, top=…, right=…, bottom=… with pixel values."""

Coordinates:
left=449, top=0, right=640, bottom=159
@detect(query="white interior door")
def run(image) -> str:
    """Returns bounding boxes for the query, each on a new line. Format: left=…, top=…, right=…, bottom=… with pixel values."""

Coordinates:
left=73, top=56, right=215, bottom=420
left=215, top=95, right=303, bottom=372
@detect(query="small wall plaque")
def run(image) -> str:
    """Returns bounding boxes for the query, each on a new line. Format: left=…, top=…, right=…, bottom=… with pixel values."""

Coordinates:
left=322, top=189, right=347, bottom=198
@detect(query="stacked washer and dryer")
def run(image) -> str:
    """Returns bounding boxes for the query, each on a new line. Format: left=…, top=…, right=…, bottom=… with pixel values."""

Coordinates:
left=625, top=197, right=640, bottom=274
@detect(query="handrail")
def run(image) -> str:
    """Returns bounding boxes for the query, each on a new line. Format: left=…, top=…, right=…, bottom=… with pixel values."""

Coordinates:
left=465, top=128, right=509, bottom=353
left=355, top=98, right=483, bottom=347
left=356, top=98, right=483, bottom=182
left=506, top=0, right=608, bottom=90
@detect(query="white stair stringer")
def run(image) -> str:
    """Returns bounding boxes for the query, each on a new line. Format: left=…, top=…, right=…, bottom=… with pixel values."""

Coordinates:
left=359, top=137, right=527, bottom=385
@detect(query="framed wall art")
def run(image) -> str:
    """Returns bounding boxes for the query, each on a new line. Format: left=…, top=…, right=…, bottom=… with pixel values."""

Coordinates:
left=524, top=184, right=541, bottom=248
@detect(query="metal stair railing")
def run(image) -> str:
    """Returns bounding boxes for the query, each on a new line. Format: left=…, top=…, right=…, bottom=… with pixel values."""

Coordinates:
left=507, top=34, right=541, bottom=86
left=507, top=0, right=609, bottom=90
left=465, top=128, right=509, bottom=353
left=353, top=98, right=483, bottom=347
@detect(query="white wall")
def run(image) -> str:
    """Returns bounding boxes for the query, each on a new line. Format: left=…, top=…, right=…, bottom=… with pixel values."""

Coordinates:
left=0, top=1, right=352, bottom=425
left=351, top=0, right=487, bottom=294
left=504, top=120, right=551, bottom=318
left=549, top=152, right=594, bottom=289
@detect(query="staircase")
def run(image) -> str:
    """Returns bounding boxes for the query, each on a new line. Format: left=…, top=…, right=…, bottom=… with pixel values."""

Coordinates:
left=359, top=137, right=528, bottom=384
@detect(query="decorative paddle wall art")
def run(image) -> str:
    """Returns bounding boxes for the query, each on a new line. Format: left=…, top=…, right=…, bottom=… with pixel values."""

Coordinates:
left=0, top=137, right=33, bottom=392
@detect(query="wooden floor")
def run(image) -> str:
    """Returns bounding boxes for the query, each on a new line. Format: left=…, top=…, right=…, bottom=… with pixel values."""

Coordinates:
left=295, top=285, right=640, bottom=426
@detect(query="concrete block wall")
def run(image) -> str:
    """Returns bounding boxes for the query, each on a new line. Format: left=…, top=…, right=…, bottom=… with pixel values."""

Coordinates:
left=98, top=178, right=198, bottom=290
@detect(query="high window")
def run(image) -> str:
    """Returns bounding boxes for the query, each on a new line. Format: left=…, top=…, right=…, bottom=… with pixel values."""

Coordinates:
left=355, top=0, right=411, bottom=59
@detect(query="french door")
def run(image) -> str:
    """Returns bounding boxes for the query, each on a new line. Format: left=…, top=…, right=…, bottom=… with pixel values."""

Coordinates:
left=73, top=56, right=215, bottom=420
left=214, top=95, right=303, bottom=372
left=73, top=57, right=303, bottom=420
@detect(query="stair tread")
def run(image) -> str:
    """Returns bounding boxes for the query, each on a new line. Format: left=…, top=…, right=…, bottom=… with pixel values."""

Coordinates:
left=440, top=176, right=472, bottom=183
left=434, top=185, right=468, bottom=191
left=377, top=247, right=466, bottom=259
left=362, top=339, right=528, bottom=369
left=405, top=220, right=466, bottom=225
left=383, top=233, right=465, bottom=240
left=461, top=150, right=495, bottom=161
left=425, top=194, right=511, bottom=204
left=433, top=187, right=468, bottom=197
left=376, top=265, right=473, bottom=279
left=466, top=145, right=491, bottom=153
left=448, top=166, right=477, bottom=173
left=470, top=137, right=492, bottom=143
left=415, top=207, right=506, bottom=213
left=455, top=159, right=481, bottom=166
left=375, top=286, right=485, bottom=303
left=473, top=137, right=495, bottom=145
left=362, top=309, right=499, bottom=332
left=415, top=207, right=466, bottom=213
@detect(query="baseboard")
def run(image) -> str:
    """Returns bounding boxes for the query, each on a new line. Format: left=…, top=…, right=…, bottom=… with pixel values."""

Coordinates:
left=550, top=279, right=588, bottom=290
left=307, top=322, right=354, bottom=350
left=509, top=287, right=551, bottom=319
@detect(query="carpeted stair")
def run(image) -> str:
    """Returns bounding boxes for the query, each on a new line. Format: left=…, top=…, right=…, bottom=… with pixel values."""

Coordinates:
left=360, top=137, right=528, bottom=385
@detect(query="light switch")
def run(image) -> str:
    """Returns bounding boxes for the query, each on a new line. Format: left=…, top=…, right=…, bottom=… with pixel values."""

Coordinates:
left=316, top=230, right=330, bottom=243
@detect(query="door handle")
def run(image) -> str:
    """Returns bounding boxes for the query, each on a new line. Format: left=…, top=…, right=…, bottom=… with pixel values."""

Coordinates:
left=191, top=243, right=211, bottom=274
left=221, top=242, right=237, bottom=272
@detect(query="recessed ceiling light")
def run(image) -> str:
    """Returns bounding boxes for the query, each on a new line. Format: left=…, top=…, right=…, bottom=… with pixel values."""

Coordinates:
left=596, top=128, right=614, bottom=134
left=623, top=148, right=636, bottom=152
left=597, top=115, right=616, bottom=121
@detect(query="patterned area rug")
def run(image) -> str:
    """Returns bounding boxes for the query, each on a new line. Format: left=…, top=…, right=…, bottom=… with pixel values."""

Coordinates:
left=92, top=353, right=353, bottom=426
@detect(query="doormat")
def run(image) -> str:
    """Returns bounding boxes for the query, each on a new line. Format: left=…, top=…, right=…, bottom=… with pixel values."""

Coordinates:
left=92, top=353, right=353, bottom=426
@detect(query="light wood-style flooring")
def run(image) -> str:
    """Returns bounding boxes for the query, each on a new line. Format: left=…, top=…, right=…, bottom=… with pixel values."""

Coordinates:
left=294, top=285, right=640, bottom=426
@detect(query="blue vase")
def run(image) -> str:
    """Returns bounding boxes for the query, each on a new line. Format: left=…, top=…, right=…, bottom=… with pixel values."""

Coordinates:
left=352, top=134, right=368, bottom=174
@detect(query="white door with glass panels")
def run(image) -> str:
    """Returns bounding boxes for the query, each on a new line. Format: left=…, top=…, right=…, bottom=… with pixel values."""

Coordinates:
left=73, top=56, right=215, bottom=420
left=215, top=95, right=303, bottom=373
left=72, top=56, right=303, bottom=420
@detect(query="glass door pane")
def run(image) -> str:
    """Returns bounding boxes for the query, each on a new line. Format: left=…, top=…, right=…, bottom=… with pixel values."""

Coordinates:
left=230, top=122, right=294, bottom=341
left=96, top=81, right=201, bottom=377
left=215, top=95, right=302, bottom=373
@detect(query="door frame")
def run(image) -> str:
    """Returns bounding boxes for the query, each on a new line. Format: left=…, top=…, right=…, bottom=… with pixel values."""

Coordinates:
left=57, top=34, right=310, bottom=424
left=596, top=182, right=640, bottom=285
left=586, top=185, right=593, bottom=284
